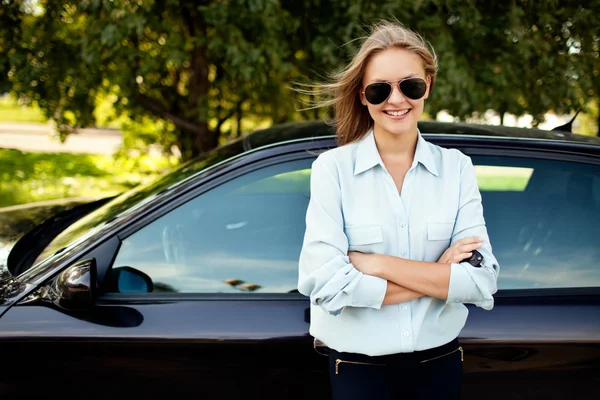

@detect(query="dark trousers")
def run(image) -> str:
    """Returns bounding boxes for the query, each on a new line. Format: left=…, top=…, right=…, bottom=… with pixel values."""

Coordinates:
left=328, top=338, right=463, bottom=400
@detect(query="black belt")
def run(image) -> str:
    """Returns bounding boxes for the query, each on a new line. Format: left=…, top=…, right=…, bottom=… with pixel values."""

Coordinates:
left=326, top=338, right=463, bottom=367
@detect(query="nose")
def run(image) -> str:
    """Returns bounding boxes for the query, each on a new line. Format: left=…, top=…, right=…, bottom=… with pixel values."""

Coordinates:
left=387, top=83, right=406, bottom=104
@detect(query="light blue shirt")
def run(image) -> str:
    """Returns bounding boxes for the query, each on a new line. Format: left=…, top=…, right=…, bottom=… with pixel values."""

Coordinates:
left=298, top=129, right=499, bottom=356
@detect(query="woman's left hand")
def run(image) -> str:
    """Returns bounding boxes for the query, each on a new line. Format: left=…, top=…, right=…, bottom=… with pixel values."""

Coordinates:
left=348, top=251, right=382, bottom=276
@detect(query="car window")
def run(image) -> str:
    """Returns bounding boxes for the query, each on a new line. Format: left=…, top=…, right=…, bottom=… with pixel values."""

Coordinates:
left=108, top=158, right=314, bottom=294
left=472, top=155, right=600, bottom=290
left=108, top=153, right=600, bottom=294
left=26, top=140, right=246, bottom=276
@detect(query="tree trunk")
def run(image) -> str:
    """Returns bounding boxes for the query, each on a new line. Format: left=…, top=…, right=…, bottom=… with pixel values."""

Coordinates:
left=180, top=11, right=217, bottom=161
left=499, top=111, right=505, bottom=126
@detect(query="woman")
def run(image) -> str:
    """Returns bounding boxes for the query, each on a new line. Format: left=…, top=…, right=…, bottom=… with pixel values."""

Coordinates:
left=297, top=21, right=500, bottom=400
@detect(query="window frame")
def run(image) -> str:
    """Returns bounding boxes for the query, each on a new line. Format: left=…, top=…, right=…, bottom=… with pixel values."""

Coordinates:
left=92, top=136, right=600, bottom=302
left=442, top=140, right=600, bottom=300
left=98, top=149, right=321, bottom=302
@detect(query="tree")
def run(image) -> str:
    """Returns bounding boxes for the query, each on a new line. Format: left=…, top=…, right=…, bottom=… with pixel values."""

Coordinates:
left=1, top=0, right=299, bottom=160
left=2, top=0, right=599, bottom=162
left=355, top=0, right=600, bottom=131
left=285, top=0, right=600, bottom=132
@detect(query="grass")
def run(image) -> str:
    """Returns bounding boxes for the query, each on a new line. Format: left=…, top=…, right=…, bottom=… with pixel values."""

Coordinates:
left=475, top=165, right=534, bottom=191
left=0, top=93, right=124, bottom=128
left=0, top=95, right=180, bottom=208
left=0, top=148, right=177, bottom=208
left=0, top=96, right=47, bottom=123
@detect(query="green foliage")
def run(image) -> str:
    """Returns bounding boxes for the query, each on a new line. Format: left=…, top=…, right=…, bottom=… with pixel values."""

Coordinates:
left=577, top=100, right=599, bottom=136
left=0, top=148, right=176, bottom=208
left=1, top=0, right=599, bottom=162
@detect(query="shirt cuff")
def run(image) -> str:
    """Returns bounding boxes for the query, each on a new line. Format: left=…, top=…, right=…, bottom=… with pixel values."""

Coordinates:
left=447, top=262, right=495, bottom=310
left=447, top=262, right=477, bottom=303
left=349, top=273, right=387, bottom=309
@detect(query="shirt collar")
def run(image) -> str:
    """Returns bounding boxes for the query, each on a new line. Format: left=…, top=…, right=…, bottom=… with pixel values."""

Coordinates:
left=354, top=128, right=439, bottom=177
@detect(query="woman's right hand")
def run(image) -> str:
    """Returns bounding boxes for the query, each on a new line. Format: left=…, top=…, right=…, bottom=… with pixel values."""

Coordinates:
left=438, top=237, right=483, bottom=264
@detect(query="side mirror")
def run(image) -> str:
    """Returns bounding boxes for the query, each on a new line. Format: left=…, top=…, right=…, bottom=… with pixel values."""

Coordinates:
left=52, top=258, right=97, bottom=311
left=104, top=266, right=153, bottom=293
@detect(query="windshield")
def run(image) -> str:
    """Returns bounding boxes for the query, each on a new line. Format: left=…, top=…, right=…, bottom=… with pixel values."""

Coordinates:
left=28, top=140, right=246, bottom=270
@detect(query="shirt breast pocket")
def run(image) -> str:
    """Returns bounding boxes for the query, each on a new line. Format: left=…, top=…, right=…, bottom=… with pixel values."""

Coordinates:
left=345, top=225, right=384, bottom=254
left=426, top=221, right=454, bottom=260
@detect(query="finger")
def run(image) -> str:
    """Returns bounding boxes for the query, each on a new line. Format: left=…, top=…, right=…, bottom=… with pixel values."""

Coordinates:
left=452, top=239, right=482, bottom=251
left=457, top=237, right=483, bottom=246
left=452, top=238, right=469, bottom=247
left=450, top=238, right=473, bottom=249
left=459, top=242, right=483, bottom=253
left=452, top=252, right=473, bottom=263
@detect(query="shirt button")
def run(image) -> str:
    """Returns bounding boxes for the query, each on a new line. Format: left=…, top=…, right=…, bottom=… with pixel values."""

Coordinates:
left=402, top=305, right=408, bottom=310
left=404, top=331, right=410, bottom=337
left=401, top=250, right=407, bottom=256
left=400, top=221, right=406, bottom=228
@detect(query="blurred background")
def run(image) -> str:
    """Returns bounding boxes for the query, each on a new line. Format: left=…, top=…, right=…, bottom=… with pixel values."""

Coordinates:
left=1, top=0, right=598, bottom=208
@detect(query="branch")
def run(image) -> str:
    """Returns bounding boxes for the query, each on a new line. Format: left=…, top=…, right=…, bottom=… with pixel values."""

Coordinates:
left=134, top=93, right=203, bottom=134
left=216, top=106, right=239, bottom=134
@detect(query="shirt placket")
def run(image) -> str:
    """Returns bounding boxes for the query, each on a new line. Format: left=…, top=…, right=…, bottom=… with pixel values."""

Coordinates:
left=380, top=162, right=416, bottom=352
left=399, top=164, right=418, bottom=352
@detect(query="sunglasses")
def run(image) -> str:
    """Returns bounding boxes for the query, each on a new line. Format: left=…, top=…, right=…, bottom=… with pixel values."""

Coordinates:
left=363, top=77, right=428, bottom=105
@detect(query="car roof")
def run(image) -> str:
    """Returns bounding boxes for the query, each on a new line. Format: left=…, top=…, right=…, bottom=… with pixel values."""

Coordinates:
left=242, top=119, right=600, bottom=151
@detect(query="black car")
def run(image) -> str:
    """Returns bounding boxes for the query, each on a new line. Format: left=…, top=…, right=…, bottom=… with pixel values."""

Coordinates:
left=1, top=120, right=599, bottom=399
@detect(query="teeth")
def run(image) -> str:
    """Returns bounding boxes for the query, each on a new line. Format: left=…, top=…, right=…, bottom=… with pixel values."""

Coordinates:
left=385, top=110, right=409, bottom=117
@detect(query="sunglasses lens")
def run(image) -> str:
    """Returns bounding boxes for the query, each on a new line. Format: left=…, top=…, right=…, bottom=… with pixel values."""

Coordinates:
left=399, top=78, right=427, bottom=100
left=364, top=83, right=392, bottom=105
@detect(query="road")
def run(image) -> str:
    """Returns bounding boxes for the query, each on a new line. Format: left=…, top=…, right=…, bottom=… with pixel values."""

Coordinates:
left=0, top=122, right=123, bottom=154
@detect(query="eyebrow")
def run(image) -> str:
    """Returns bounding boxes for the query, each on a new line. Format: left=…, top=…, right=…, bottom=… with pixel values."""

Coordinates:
left=370, top=74, right=417, bottom=82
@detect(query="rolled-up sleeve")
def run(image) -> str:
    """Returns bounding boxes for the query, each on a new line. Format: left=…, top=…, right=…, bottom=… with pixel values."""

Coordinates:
left=447, top=157, right=500, bottom=310
left=298, top=155, right=387, bottom=315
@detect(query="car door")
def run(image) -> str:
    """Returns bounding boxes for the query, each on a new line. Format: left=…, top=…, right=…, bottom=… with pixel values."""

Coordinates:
left=0, top=153, right=331, bottom=399
left=445, top=140, right=600, bottom=400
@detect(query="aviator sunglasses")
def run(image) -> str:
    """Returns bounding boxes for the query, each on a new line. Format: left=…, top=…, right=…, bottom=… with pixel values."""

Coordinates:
left=363, top=77, right=428, bottom=105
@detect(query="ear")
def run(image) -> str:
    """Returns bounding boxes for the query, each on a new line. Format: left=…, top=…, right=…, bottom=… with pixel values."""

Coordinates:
left=423, top=76, right=432, bottom=100
left=359, top=89, right=368, bottom=106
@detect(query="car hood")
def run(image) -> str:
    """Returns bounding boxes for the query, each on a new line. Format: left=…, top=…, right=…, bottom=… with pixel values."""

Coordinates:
left=0, top=197, right=101, bottom=292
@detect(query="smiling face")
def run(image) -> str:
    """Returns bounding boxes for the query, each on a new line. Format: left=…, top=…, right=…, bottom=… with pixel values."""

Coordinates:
left=360, top=47, right=430, bottom=139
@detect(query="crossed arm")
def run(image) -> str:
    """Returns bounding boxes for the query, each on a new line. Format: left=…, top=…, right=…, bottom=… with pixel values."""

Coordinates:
left=351, top=236, right=483, bottom=304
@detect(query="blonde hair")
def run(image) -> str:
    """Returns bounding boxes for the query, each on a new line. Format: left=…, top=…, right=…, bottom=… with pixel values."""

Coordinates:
left=296, top=20, right=438, bottom=146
